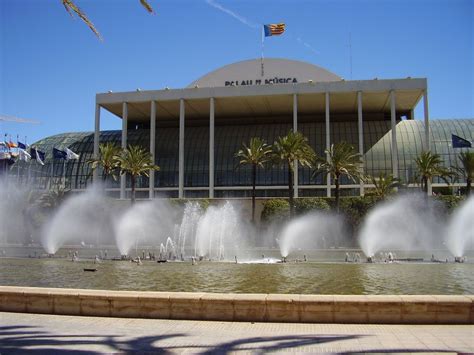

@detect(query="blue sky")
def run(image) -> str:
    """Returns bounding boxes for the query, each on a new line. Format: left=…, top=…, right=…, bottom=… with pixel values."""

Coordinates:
left=0, top=0, right=472, bottom=144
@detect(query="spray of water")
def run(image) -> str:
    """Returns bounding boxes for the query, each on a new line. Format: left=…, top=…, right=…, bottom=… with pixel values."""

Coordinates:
left=194, top=201, right=247, bottom=260
left=358, top=193, right=444, bottom=257
left=115, top=199, right=176, bottom=256
left=176, top=202, right=202, bottom=257
left=446, top=196, right=474, bottom=257
left=41, top=186, right=115, bottom=254
left=0, top=179, right=31, bottom=245
left=279, top=212, right=347, bottom=258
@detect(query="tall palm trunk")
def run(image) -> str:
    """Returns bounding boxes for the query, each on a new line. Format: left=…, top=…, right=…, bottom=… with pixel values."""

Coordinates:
left=131, top=175, right=136, bottom=204
left=334, top=173, right=340, bottom=213
left=422, top=176, right=428, bottom=194
left=288, top=161, right=294, bottom=218
left=251, top=163, right=256, bottom=223
left=102, top=171, right=108, bottom=189
left=467, top=177, right=471, bottom=196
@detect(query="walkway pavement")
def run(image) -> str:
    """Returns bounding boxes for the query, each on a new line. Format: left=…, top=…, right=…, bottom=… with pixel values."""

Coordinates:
left=0, top=312, right=472, bottom=354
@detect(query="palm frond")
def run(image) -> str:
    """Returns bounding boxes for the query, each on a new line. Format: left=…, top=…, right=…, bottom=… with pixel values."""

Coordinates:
left=365, top=172, right=401, bottom=198
left=116, top=145, right=160, bottom=178
left=452, top=152, right=474, bottom=180
left=273, top=131, right=315, bottom=170
left=87, top=143, right=122, bottom=180
left=62, top=0, right=102, bottom=40
left=235, top=137, right=272, bottom=169
left=140, top=0, right=155, bottom=14
left=312, top=142, right=363, bottom=181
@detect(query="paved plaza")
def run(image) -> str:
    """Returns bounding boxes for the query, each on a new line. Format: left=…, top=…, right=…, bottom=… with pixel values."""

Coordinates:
left=0, top=312, right=472, bottom=354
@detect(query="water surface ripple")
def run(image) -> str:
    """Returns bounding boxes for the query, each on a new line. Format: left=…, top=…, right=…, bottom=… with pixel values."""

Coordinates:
left=0, top=258, right=473, bottom=295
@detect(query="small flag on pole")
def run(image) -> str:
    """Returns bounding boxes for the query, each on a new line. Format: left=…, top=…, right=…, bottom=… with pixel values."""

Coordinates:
left=53, top=148, right=68, bottom=160
left=18, top=141, right=28, bottom=150
left=264, top=23, right=286, bottom=37
left=30, top=148, right=45, bottom=165
left=18, top=148, right=31, bottom=162
left=66, top=148, right=79, bottom=160
left=7, top=141, right=17, bottom=149
left=452, top=134, right=472, bottom=148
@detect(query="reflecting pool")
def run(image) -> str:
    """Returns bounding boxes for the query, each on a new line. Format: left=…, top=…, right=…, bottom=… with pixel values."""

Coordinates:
left=1, top=253, right=472, bottom=295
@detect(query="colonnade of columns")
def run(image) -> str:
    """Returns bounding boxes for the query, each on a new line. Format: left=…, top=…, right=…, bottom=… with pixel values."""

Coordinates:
left=93, top=90, right=430, bottom=199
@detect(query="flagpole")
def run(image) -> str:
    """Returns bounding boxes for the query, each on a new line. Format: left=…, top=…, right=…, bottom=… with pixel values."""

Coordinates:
left=261, top=25, right=265, bottom=77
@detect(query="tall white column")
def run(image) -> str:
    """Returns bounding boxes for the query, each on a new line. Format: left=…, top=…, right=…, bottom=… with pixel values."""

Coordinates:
left=178, top=99, right=185, bottom=199
left=325, top=92, right=331, bottom=197
left=120, top=102, right=128, bottom=199
left=149, top=101, right=156, bottom=199
left=423, top=90, right=430, bottom=151
left=93, top=104, right=100, bottom=182
left=293, top=93, right=298, bottom=198
left=209, top=97, right=215, bottom=199
left=357, top=91, right=364, bottom=196
left=423, top=90, right=432, bottom=195
left=390, top=91, right=399, bottom=179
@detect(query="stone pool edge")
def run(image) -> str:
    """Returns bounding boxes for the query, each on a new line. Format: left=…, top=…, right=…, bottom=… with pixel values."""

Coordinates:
left=0, top=286, right=472, bottom=324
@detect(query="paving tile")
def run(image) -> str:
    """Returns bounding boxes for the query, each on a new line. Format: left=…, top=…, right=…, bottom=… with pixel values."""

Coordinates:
left=0, top=312, right=473, bottom=353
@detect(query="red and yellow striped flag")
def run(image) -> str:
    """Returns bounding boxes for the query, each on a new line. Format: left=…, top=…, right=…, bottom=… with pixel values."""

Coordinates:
left=264, top=23, right=285, bottom=37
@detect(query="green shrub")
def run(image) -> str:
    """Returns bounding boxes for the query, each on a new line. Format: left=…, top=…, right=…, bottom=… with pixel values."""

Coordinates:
left=434, top=195, right=464, bottom=213
left=294, top=198, right=330, bottom=215
left=339, top=196, right=380, bottom=231
left=261, top=199, right=289, bottom=223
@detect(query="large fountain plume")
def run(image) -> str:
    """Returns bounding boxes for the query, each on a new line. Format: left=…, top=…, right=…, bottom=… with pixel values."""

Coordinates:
left=41, top=186, right=116, bottom=254
left=194, top=201, right=246, bottom=260
left=279, top=212, right=348, bottom=258
left=358, top=193, right=444, bottom=257
left=115, top=199, right=177, bottom=256
left=446, top=196, right=474, bottom=257
left=0, top=179, right=32, bottom=245
left=175, top=202, right=202, bottom=258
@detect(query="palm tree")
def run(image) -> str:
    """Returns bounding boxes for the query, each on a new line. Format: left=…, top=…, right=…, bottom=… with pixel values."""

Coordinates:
left=452, top=151, right=474, bottom=196
left=87, top=143, right=122, bottom=184
left=366, top=172, right=401, bottom=200
left=37, top=185, right=70, bottom=210
left=115, top=145, right=160, bottom=203
left=313, top=142, right=363, bottom=212
left=273, top=131, right=315, bottom=217
left=235, top=137, right=272, bottom=223
left=414, top=151, right=452, bottom=194
left=62, top=0, right=155, bottom=40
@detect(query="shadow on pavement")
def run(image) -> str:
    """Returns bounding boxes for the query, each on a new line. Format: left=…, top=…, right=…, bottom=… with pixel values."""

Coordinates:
left=0, top=324, right=361, bottom=354
left=0, top=325, right=184, bottom=354
left=199, top=334, right=360, bottom=354
left=339, top=351, right=458, bottom=354
left=0, top=324, right=461, bottom=354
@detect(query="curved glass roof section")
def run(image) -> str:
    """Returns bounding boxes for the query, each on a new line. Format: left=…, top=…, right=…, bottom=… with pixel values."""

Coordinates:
left=26, top=119, right=473, bottom=197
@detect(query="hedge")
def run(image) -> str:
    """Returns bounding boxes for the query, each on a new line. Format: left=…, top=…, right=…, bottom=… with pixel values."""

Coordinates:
left=261, top=198, right=289, bottom=223
left=294, top=198, right=330, bottom=215
left=434, top=195, right=465, bottom=213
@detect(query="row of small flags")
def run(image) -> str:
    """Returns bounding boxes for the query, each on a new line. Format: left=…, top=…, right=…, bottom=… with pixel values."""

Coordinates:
left=0, top=140, right=79, bottom=166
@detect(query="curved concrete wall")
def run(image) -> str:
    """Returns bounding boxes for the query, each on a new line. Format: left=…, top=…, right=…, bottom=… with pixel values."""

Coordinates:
left=0, top=286, right=472, bottom=324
